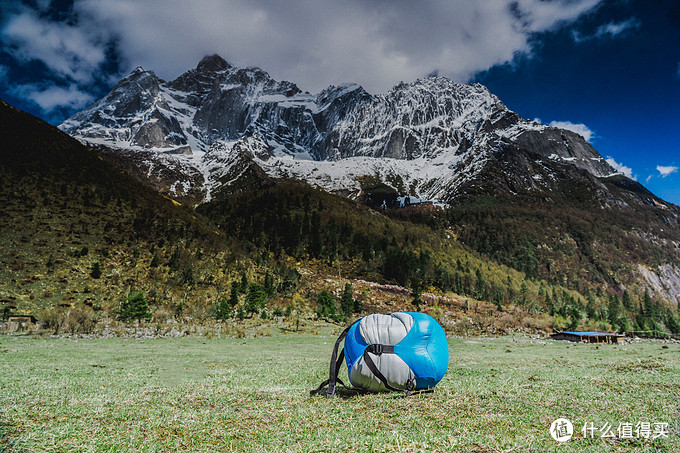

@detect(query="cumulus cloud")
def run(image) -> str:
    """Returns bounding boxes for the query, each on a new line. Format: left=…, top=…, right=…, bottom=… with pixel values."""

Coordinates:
left=10, top=84, right=94, bottom=111
left=606, top=157, right=636, bottom=180
left=63, top=0, right=602, bottom=93
left=657, top=165, right=678, bottom=177
left=548, top=120, right=594, bottom=142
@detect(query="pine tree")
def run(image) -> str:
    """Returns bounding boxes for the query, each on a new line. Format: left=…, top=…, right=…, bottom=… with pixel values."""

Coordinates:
left=240, top=271, right=248, bottom=294
left=213, top=297, right=231, bottom=320
left=90, top=262, right=102, bottom=279
left=411, top=281, right=423, bottom=312
left=118, top=290, right=151, bottom=322
left=643, top=290, right=658, bottom=321
left=229, top=280, right=240, bottom=307
left=245, top=283, right=267, bottom=316
left=622, top=290, right=633, bottom=311
left=340, top=283, right=355, bottom=319
left=264, top=271, right=275, bottom=297
left=316, top=290, right=338, bottom=321
left=567, top=304, right=581, bottom=330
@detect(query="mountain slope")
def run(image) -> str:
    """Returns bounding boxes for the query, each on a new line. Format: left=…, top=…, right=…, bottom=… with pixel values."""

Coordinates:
left=57, top=55, right=680, bottom=312
left=0, top=98, right=244, bottom=322
left=5, top=97, right=680, bottom=337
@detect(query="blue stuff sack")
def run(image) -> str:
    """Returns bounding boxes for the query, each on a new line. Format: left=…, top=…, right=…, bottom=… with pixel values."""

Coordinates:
left=310, top=312, right=448, bottom=397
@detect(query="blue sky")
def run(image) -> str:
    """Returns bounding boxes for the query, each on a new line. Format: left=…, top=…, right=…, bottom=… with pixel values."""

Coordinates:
left=1, top=0, right=678, bottom=205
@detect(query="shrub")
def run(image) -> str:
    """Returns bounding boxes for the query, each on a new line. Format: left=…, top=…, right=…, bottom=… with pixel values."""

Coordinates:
left=245, top=283, right=267, bottom=316
left=65, top=307, right=96, bottom=334
left=90, top=262, right=102, bottom=279
left=118, top=290, right=152, bottom=322
left=212, top=297, right=232, bottom=320
left=316, top=290, right=339, bottom=321
left=340, top=283, right=355, bottom=319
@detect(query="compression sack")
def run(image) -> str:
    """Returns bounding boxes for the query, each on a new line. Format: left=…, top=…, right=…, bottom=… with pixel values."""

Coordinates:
left=310, top=312, right=449, bottom=397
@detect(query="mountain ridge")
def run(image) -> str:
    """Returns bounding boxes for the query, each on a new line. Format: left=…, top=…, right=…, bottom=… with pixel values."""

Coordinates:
left=59, top=54, right=632, bottom=207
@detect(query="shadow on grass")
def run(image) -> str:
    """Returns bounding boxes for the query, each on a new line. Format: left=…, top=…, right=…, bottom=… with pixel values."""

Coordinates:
left=310, top=385, right=436, bottom=400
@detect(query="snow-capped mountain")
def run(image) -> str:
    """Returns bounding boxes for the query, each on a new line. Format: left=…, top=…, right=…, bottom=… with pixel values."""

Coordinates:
left=60, top=54, right=642, bottom=206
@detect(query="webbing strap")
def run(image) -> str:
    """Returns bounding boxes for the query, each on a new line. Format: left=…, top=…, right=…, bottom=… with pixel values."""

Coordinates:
left=309, top=323, right=353, bottom=397
left=362, top=344, right=415, bottom=396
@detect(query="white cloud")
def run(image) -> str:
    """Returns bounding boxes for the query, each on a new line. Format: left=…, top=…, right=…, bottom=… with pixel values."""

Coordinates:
left=10, top=84, right=94, bottom=111
left=606, top=157, right=636, bottom=180
left=657, top=165, right=678, bottom=177
left=595, top=18, right=640, bottom=38
left=1, top=8, right=107, bottom=84
left=548, top=120, right=594, bottom=142
left=65, top=0, right=602, bottom=94
left=572, top=17, right=639, bottom=43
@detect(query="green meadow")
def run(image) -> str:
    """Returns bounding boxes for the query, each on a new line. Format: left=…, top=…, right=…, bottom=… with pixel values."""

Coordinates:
left=1, top=333, right=678, bottom=452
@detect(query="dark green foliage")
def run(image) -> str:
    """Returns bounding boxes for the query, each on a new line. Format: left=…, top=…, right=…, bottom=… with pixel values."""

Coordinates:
left=276, top=265, right=301, bottom=294
left=150, top=252, right=160, bottom=268
left=229, top=281, right=240, bottom=307
left=90, top=262, right=102, bottom=279
left=443, top=193, right=680, bottom=292
left=316, top=290, right=339, bottom=321
left=240, top=271, right=248, bottom=294
left=245, top=283, right=267, bottom=316
left=181, top=265, right=194, bottom=286
left=495, top=293, right=503, bottom=312
left=118, top=290, right=151, bottom=322
left=622, top=290, right=633, bottom=310
left=212, top=297, right=231, bottom=320
left=340, top=283, right=356, bottom=319
left=0, top=304, right=11, bottom=321
left=411, top=282, right=423, bottom=312
left=567, top=304, right=581, bottom=330
left=167, top=248, right=181, bottom=272
left=263, top=271, right=275, bottom=297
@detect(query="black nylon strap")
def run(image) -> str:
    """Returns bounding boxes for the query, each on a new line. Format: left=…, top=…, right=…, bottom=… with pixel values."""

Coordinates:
left=362, top=345, right=404, bottom=393
left=309, top=323, right=354, bottom=397
left=363, top=343, right=416, bottom=396
left=365, top=344, right=394, bottom=355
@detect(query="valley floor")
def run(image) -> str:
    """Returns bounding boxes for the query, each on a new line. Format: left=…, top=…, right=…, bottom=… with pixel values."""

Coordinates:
left=0, top=332, right=678, bottom=452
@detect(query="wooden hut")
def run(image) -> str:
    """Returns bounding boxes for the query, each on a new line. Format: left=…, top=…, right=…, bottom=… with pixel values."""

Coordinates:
left=551, top=331, right=622, bottom=344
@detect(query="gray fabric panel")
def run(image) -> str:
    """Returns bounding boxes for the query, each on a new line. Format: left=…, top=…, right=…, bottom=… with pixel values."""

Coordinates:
left=359, top=313, right=413, bottom=345
left=350, top=352, right=415, bottom=392
left=352, top=313, right=415, bottom=391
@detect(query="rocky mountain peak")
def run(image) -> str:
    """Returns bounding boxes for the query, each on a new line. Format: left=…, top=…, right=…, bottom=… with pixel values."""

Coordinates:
left=59, top=55, right=642, bottom=207
left=196, top=54, right=231, bottom=73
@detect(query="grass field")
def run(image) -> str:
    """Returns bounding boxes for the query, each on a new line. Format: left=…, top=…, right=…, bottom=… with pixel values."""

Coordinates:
left=1, top=331, right=678, bottom=452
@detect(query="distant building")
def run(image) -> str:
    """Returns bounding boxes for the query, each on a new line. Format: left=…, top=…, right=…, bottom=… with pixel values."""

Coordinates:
left=7, top=316, right=37, bottom=333
left=551, top=331, right=622, bottom=344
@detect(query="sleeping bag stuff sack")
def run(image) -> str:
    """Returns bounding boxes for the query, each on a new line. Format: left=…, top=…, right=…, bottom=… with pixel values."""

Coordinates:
left=310, top=312, right=448, bottom=397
